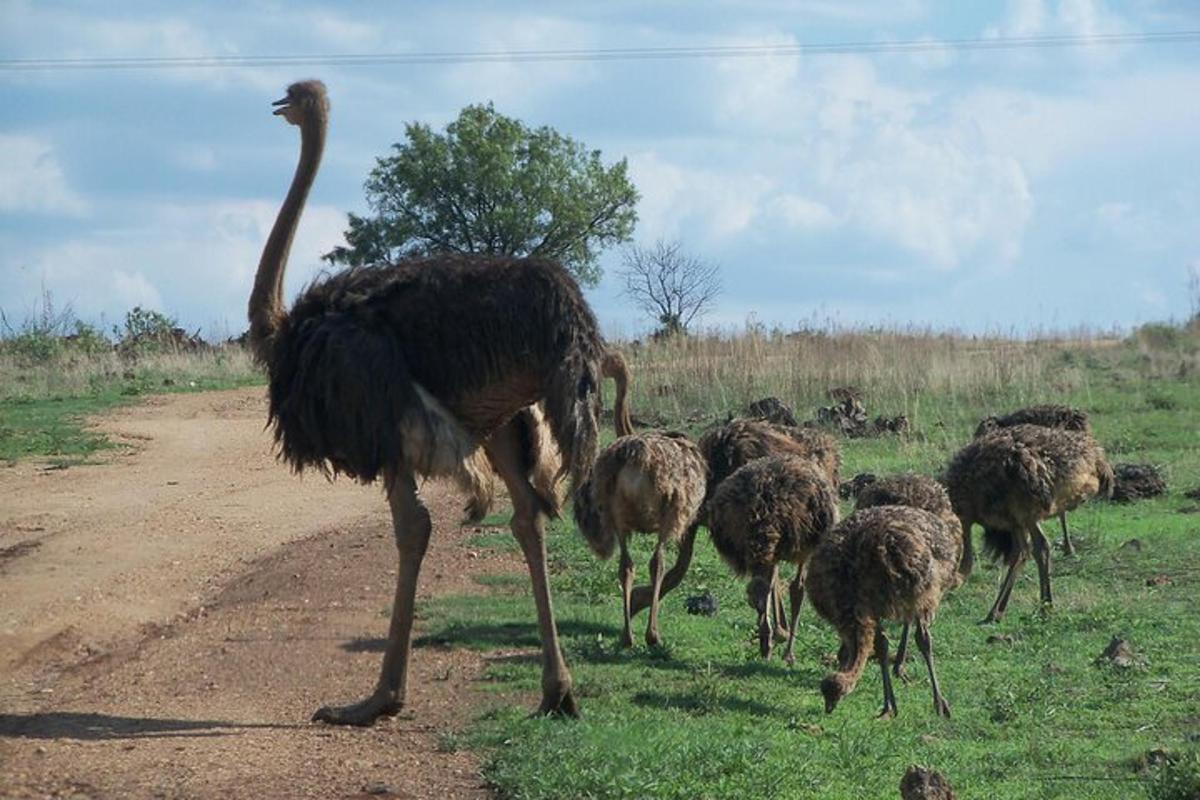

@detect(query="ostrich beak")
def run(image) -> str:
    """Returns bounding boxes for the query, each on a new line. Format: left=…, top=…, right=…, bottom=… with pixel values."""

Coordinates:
left=272, top=96, right=290, bottom=115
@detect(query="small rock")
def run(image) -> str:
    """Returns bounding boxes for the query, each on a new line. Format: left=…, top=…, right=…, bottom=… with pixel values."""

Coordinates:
left=364, top=783, right=396, bottom=796
left=34, top=745, right=47, bottom=755
left=1120, top=539, right=1143, bottom=552
left=899, top=765, right=957, bottom=800
left=684, top=590, right=718, bottom=616
left=1146, top=574, right=1173, bottom=587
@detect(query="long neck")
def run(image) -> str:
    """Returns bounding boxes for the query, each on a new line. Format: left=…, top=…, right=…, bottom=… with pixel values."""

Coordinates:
left=247, top=113, right=326, bottom=365
left=603, top=351, right=634, bottom=437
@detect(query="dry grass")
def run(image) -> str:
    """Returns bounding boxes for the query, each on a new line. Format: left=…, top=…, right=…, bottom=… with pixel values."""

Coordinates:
left=614, top=325, right=1196, bottom=433
left=0, top=345, right=261, bottom=403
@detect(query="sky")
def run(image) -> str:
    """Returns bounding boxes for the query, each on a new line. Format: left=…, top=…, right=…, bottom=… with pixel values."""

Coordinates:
left=1, top=0, right=1198, bottom=340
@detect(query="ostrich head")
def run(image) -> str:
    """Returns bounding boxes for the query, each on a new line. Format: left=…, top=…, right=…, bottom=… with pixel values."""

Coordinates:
left=974, top=416, right=1000, bottom=437
left=820, top=673, right=851, bottom=713
left=272, top=80, right=329, bottom=126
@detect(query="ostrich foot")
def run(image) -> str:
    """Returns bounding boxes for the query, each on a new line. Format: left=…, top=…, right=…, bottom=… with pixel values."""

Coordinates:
left=934, top=697, right=952, bottom=718
left=535, top=687, right=580, bottom=718
left=645, top=629, right=662, bottom=648
left=877, top=706, right=897, bottom=720
left=1060, top=540, right=1076, bottom=557
left=978, top=613, right=1003, bottom=625
left=892, top=662, right=911, bottom=684
left=312, top=692, right=402, bottom=727
left=620, top=630, right=635, bottom=648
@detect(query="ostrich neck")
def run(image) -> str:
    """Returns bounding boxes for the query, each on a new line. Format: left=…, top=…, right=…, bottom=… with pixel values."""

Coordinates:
left=248, top=114, right=326, bottom=363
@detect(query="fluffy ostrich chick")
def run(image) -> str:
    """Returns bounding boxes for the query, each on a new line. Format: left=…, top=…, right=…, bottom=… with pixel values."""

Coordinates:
left=574, top=432, right=707, bottom=647
left=946, top=424, right=1113, bottom=623
left=808, top=505, right=962, bottom=718
left=707, top=455, right=839, bottom=663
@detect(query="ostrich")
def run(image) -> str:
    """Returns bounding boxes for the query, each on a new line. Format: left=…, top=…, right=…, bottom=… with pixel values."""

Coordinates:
left=574, top=431, right=707, bottom=647
left=628, top=417, right=842, bottom=620
left=851, top=473, right=958, bottom=679
left=807, top=505, right=961, bottom=718
left=946, top=424, right=1113, bottom=623
left=974, top=404, right=1092, bottom=555
left=706, top=455, right=839, bottom=663
left=627, top=417, right=842, bottom=622
left=249, top=80, right=609, bottom=724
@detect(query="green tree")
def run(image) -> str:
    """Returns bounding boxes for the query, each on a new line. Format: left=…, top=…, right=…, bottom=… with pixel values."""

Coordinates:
left=324, top=103, right=639, bottom=286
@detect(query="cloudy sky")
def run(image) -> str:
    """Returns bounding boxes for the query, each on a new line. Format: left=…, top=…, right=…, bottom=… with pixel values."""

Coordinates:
left=2, top=1, right=1198, bottom=339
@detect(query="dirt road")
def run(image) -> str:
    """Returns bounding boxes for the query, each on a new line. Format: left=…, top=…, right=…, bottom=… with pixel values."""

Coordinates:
left=0, top=388, right=521, bottom=798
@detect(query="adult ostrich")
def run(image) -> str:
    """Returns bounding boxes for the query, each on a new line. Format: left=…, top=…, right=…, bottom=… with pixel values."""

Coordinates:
left=250, top=80, right=605, bottom=725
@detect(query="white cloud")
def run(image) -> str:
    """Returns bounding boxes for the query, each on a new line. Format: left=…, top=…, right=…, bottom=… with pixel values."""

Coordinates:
left=769, top=194, right=839, bottom=230
left=628, top=152, right=772, bottom=244
left=0, top=134, right=87, bottom=216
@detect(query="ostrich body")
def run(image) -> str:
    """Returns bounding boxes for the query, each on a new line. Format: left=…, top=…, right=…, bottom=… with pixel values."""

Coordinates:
left=974, top=404, right=1092, bottom=555
left=851, top=473, right=957, bottom=679
left=707, top=455, right=839, bottom=663
left=249, top=81, right=606, bottom=724
left=574, top=431, right=707, bottom=647
left=946, top=424, right=1113, bottom=623
left=808, top=505, right=961, bottom=718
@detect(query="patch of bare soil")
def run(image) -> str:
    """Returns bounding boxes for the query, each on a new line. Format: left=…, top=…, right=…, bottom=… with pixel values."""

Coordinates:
left=0, top=388, right=527, bottom=799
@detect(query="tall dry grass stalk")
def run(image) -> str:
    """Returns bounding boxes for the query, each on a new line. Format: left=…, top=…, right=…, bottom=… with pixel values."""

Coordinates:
left=617, top=328, right=1126, bottom=431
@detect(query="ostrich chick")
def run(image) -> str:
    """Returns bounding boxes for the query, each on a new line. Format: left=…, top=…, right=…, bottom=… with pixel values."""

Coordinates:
left=574, top=432, right=707, bottom=647
left=974, top=404, right=1093, bottom=555
left=628, top=416, right=841, bottom=620
left=852, top=473, right=959, bottom=680
left=946, top=424, right=1113, bottom=623
left=808, top=505, right=962, bottom=718
left=707, top=455, right=839, bottom=663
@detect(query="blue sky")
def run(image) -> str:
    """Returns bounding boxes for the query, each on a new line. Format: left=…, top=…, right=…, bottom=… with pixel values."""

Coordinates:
left=1, top=1, right=1198, bottom=339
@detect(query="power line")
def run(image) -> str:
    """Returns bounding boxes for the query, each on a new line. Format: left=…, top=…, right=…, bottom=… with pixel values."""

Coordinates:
left=2, top=30, right=1198, bottom=72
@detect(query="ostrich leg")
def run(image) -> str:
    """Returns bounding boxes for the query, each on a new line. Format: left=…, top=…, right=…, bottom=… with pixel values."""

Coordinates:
left=618, top=539, right=636, bottom=648
left=915, top=620, right=951, bottom=718
left=983, top=551, right=1027, bottom=623
left=783, top=569, right=805, bottom=666
left=1031, top=522, right=1053, bottom=607
left=875, top=628, right=898, bottom=719
left=628, top=521, right=698, bottom=616
left=487, top=423, right=578, bottom=717
left=645, top=539, right=667, bottom=647
left=313, top=470, right=428, bottom=726
left=1058, top=511, right=1075, bottom=556
left=892, top=623, right=911, bottom=681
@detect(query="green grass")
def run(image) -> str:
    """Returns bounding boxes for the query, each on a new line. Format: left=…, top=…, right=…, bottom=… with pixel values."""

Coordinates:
left=413, top=366, right=1200, bottom=800
left=0, top=349, right=262, bottom=465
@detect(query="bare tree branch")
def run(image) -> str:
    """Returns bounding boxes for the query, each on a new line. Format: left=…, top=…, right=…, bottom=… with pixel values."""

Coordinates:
left=618, top=239, right=722, bottom=335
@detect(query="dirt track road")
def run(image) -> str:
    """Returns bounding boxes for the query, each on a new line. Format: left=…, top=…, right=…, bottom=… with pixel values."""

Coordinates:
left=0, top=388, right=519, bottom=799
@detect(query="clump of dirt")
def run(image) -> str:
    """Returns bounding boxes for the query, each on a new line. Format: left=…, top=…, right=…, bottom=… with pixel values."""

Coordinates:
left=899, top=765, right=958, bottom=800
left=1096, top=636, right=1147, bottom=669
left=814, top=387, right=909, bottom=438
left=745, top=396, right=798, bottom=427
left=1111, top=463, right=1167, bottom=503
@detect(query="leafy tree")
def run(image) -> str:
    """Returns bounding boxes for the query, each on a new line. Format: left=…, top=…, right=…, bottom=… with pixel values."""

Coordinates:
left=324, top=103, right=639, bottom=286
left=619, top=239, right=722, bottom=336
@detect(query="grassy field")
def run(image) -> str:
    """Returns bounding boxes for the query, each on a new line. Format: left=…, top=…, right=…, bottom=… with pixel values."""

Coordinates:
left=418, top=328, right=1200, bottom=799
left=4, top=321, right=1198, bottom=797
left=0, top=344, right=261, bottom=464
